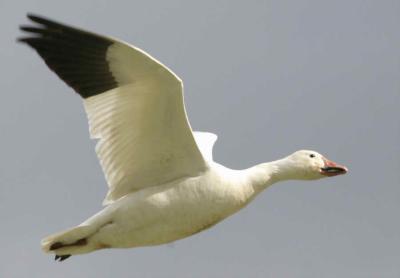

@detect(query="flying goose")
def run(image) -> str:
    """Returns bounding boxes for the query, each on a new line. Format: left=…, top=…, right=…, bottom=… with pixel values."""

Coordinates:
left=18, top=14, right=348, bottom=262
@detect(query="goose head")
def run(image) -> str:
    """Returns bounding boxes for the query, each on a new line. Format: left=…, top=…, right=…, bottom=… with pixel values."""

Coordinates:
left=278, top=150, right=348, bottom=180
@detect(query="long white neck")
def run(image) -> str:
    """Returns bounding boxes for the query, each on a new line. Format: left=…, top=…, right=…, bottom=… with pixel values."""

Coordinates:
left=243, top=157, right=298, bottom=195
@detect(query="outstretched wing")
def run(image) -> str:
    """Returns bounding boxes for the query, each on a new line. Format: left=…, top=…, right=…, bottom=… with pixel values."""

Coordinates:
left=19, top=14, right=207, bottom=204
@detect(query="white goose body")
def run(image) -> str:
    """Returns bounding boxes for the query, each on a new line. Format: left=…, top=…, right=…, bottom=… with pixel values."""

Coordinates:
left=19, top=14, right=347, bottom=261
left=77, top=163, right=257, bottom=252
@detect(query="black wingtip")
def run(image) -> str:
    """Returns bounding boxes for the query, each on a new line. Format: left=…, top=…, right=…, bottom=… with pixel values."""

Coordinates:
left=26, top=13, right=47, bottom=24
left=25, top=13, right=66, bottom=29
left=18, top=13, right=118, bottom=98
left=19, top=25, right=38, bottom=32
left=17, top=28, right=37, bottom=43
left=16, top=36, right=36, bottom=44
left=18, top=22, right=38, bottom=43
left=18, top=13, right=49, bottom=44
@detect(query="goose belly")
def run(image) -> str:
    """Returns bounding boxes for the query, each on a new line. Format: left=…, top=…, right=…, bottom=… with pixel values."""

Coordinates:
left=99, top=172, right=248, bottom=248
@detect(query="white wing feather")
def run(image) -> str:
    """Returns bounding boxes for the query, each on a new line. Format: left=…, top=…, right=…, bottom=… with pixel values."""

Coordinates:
left=85, top=43, right=207, bottom=204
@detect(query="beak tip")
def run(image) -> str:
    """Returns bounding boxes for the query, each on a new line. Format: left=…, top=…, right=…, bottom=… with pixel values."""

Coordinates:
left=321, top=157, right=348, bottom=176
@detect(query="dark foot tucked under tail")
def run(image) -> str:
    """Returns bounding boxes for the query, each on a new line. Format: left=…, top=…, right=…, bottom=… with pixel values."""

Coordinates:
left=55, top=254, right=71, bottom=262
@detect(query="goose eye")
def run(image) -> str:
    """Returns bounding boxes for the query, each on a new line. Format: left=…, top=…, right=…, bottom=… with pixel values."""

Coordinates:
left=309, top=154, right=315, bottom=158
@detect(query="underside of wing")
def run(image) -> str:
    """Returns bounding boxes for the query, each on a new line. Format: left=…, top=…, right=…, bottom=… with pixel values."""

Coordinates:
left=19, top=14, right=208, bottom=204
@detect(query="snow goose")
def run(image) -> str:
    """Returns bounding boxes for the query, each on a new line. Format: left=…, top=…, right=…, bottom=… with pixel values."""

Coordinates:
left=18, top=14, right=348, bottom=261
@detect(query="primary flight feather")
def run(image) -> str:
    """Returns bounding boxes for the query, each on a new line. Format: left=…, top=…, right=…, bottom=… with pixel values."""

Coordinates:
left=19, top=14, right=347, bottom=262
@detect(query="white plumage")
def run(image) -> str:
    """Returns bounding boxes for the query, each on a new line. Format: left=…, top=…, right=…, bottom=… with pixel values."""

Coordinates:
left=84, top=82, right=205, bottom=204
left=19, top=14, right=347, bottom=261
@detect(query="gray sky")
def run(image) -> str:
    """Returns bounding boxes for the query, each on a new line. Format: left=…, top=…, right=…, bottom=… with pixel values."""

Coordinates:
left=1, top=0, right=399, bottom=277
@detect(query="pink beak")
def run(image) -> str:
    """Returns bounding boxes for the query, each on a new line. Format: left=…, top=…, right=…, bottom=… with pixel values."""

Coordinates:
left=320, top=157, right=348, bottom=177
